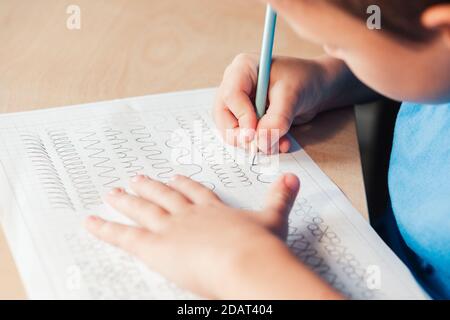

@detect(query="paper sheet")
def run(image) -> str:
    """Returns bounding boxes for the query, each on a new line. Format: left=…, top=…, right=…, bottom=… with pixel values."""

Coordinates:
left=0, top=88, right=427, bottom=299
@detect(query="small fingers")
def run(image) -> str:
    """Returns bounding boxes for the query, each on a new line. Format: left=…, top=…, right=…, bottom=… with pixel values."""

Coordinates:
left=214, top=53, right=259, bottom=147
left=85, top=215, right=154, bottom=257
left=130, top=175, right=191, bottom=213
left=217, top=89, right=257, bottom=148
left=223, top=91, right=258, bottom=133
left=213, top=98, right=240, bottom=146
left=105, top=187, right=169, bottom=232
left=256, top=83, right=297, bottom=153
left=167, top=175, right=220, bottom=205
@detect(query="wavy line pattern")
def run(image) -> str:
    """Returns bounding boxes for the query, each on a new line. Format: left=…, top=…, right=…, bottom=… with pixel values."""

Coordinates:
left=176, top=113, right=252, bottom=188
left=164, top=128, right=204, bottom=180
left=21, top=133, right=74, bottom=210
left=64, top=232, right=153, bottom=299
left=129, top=124, right=174, bottom=179
left=78, top=130, right=120, bottom=187
left=48, top=129, right=101, bottom=209
left=289, top=197, right=377, bottom=299
left=104, top=127, right=143, bottom=177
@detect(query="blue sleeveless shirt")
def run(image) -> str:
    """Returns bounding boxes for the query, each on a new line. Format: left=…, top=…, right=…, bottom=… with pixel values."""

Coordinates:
left=389, top=102, right=450, bottom=299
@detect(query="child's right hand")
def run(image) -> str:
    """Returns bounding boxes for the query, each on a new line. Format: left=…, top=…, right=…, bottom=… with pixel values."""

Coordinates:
left=213, top=54, right=328, bottom=153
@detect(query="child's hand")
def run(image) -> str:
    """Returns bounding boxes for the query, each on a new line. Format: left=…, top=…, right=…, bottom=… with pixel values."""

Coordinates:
left=214, top=54, right=328, bottom=153
left=85, top=173, right=309, bottom=299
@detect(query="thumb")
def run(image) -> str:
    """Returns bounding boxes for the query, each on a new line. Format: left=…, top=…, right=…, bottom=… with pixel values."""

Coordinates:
left=261, top=173, right=300, bottom=233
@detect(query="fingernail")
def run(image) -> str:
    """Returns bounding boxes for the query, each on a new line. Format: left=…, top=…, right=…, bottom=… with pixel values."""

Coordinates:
left=85, top=215, right=103, bottom=228
left=284, top=174, right=300, bottom=192
left=109, top=187, right=124, bottom=196
left=168, top=174, right=180, bottom=183
left=87, top=215, right=99, bottom=222
left=131, top=174, right=147, bottom=183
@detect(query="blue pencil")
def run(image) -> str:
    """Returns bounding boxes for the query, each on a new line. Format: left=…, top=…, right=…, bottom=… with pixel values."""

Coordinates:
left=255, top=5, right=277, bottom=119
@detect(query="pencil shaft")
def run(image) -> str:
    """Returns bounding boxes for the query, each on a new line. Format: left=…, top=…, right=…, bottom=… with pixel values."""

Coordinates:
left=255, top=5, right=277, bottom=119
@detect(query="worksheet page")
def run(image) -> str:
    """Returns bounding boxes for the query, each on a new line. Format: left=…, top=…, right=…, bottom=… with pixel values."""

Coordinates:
left=0, top=88, right=427, bottom=299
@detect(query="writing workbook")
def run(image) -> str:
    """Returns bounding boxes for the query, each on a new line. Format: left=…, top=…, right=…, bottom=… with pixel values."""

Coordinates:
left=0, top=89, right=427, bottom=299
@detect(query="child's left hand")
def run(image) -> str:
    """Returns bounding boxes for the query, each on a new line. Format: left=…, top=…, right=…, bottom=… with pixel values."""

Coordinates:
left=85, top=173, right=303, bottom=299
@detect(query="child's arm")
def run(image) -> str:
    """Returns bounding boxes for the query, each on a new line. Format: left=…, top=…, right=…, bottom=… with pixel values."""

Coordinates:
left=214, top=54, right=380, bottom=153
left=85, top=174, right=343, bottom=299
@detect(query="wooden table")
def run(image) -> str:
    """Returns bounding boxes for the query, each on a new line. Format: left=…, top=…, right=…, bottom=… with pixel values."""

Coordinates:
left=0, top=0, right=368, bottom=299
